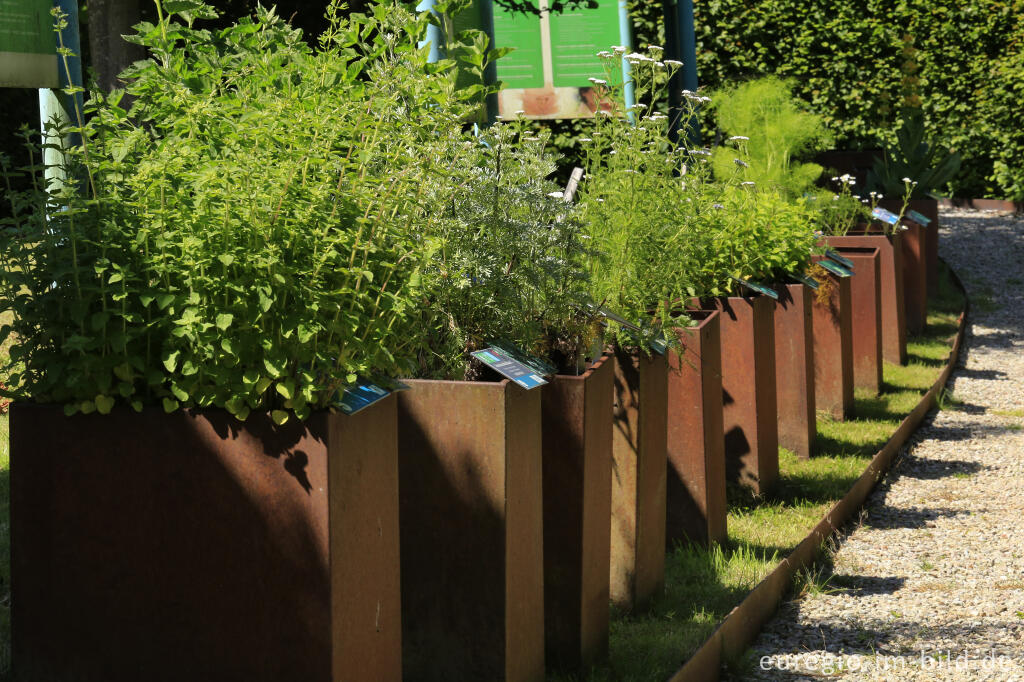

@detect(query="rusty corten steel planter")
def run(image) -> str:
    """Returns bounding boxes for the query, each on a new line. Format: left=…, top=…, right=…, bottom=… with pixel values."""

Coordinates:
left=609, top=346, right=668, bottom=611
left=898, top=220, right=928, bottom=336
left=666, top=310, right=726, bottom=548
left=772, top=283, right=816, bottom=459
left=397, top=379, right=544, bottom=682
left=882, top=198, right=939, bottom=296
left=541, top=354, right=614, bottom=672
left=698, top=295, right=778, bottom=493
left=811, top=256, right=855, bottom=420
left=825, top=229, right=907, bottom=365
left=11, top=401, right=401, bottom=682
left=832, top=246, right=883, bottom=395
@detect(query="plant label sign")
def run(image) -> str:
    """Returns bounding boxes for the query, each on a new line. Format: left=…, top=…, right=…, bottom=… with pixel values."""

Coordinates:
left=825, top=250, right=855, bottom=270
left=337, top=377, right=409, bottom=415
left=820, top=259, right=852, bottom=278
left=731, top=276, right=780, bottom=300
left=0, top=0, right=59, bottom=88
left=871, top=207, right=900, bottom=226
left=472, top=347, right=549, bottom=389
left=491, top=0, right=623, bottom=119
left=791, top=272, right=820, bottom=290
left=906, top=209, right=932, bottom=226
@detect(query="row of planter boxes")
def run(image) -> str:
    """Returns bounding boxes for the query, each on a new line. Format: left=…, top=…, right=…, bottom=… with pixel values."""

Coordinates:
left=10, top=218, right=938, bottom=682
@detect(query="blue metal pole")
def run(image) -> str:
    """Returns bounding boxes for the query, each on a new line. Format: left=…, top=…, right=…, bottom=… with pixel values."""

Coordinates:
left=38, top=0, right=84, bottom=193
left=677, top=0, right=700, bottom=144
left=617, top=0, right=636, bottom=116
left=417, top=0, right=445, bottom=62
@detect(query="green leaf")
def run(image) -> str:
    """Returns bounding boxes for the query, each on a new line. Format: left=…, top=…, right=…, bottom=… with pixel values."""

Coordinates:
left=80, top=400, right=96, bottom=415
left=163, top=397, right=179, bottom=413
left=263, top=356, right=285, bottom=378
left=163, top=350, right=180, bottom=373
left=275, top=380, right=294, bottom=400
left=63, top=403, right=80, bottom=417
left=95, top=394, right=116, bottom=415
left=156, top=294, right=176, bottom=310
left=217, top=254, right=235, bottom=267
left=255, top=376, right=273, bottom=394
left=108, top=272, right=124, bottom=284
left=216, top=313, right=233, bottom=330
left=242, top=370, right=259, bottom=386
left=131, top=400, right=144, bottom=412
left=170, top=384, right=189, bottom=402
left=271, top=409, right=290, bottom=425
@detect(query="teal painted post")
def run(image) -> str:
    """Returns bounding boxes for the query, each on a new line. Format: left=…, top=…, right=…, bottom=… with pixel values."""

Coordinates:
left=618, top=0, right=636, bottom=115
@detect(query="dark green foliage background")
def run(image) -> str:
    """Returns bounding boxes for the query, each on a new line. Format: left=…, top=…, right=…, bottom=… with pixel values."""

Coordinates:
left=682, top=0, right=1024, bottom=199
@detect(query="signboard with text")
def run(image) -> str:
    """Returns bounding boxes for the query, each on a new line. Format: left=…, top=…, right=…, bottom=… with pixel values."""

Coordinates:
left=493, top=0, right=622, bottom=119
left=0, top=0, right=59, bottom=88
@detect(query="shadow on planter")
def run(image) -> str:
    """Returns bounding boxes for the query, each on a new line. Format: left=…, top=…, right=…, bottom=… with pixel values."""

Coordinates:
left=11, top=401, right=401, bottom=682
left=610, top=346, right=667, bottom=612
left=541, top=354, right=614, bottom=673
left=697, top=295, right=778, bottom=494
left=831, top=246, right=883, bottom=395
left=397, top=379, right=544, bottom=682
left=666, top=310, right=727, bottom=548
left=773, top=284, right=815, bottom=460
left=811, top=255, right=854, bottom=420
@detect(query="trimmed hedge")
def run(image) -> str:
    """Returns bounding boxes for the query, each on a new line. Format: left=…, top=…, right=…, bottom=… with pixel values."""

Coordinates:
left=625, top=0, right=1024, bottom=200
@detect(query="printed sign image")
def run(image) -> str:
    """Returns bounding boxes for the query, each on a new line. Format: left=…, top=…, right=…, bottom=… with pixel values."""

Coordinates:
left=493, top=0, right=622, bottom=119
left=0, top=0, right=59, bottom=88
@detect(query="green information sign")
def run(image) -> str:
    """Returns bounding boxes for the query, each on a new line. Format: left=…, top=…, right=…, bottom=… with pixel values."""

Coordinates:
left=492, top=0, right=622, bottom=119
left=0, top=0, right=59, bottom=88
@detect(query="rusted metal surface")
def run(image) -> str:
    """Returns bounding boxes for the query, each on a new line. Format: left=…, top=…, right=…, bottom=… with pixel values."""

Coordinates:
left=698, top=295, right=778, bottom=493
left=541, top=354, right=614, bottom=672
left=397, top=379, right=544, bottom=682
left=832, top=246, right=883, bottom=395
left=666, top=310, right=726, bottom=548
left=884, top=198, right=940, bottom=295
left=825, top=231, right=907, bottom=365
left=11, top=401, right=401, bottom=682
left=899, top=220, right=929, bottom=335
left=609, top=347, right=668, bottom=612
left=772, top=284, right=816, bottom=459
left=811, top=255, right=855, bottom=420
left=670, top=266, right=967, bottom=682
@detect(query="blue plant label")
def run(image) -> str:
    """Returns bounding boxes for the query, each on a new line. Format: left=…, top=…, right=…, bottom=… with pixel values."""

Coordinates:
left=825, top=250, right=855, bottom=269
left=906, top=209, right=932, bottom=226
left=871, top=207, right=900, bottom=225
left=731, top=276, right=780, bottom=300
left=820, top=259, right=852, bottom=278
left=337, top=378, right=393, bottom=415
left=649, top=335, right=668, bottom=355
left=791, top=273, right=820, bottom=290
left=472, top=347, right=550, bottom=390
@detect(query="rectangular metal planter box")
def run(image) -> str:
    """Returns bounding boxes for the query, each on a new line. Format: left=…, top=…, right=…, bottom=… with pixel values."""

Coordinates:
left=772, top=283, right=816, bottom=460
left=397, top=379, right=544, bottom=682
left=825, top=231, right=907, bottom=365
left=541, top=354, right=614, bottom=672
left=700, top=295, right=778, bottom=493
left=666, top=310, right=726, bottom=548
left=882, top=197, right=939, bottom=296
left=899, top=220, right=928, bottom=336
left=811, top=256, right=855, bottom=420
left=610, top=346, right=668, bottom=611
left=832, top=246, right=883, bottom=395
left=11, top=401, right=402, bottom=682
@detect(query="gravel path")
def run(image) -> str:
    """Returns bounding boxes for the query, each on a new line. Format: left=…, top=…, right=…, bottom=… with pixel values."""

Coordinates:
left=734, top=209, right=1024, bottom=681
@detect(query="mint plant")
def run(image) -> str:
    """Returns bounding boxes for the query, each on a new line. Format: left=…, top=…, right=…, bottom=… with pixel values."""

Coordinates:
left=0, top=0, right=505, bottom=422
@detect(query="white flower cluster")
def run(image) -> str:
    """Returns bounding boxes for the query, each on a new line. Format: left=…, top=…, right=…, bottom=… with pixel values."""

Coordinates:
left=831, top=174, right=856, bottom=186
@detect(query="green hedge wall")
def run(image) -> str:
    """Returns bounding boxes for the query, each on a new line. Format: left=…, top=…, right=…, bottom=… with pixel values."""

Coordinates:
left=628, top=0, right=1024, bottom=199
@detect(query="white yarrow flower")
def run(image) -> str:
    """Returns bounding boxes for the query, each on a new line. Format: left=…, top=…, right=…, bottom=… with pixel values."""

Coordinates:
left=741, top=181, right=756, bottom=186
left=665, top=59, right=683, bottom=67
left=728, top=135, right=749, bottom=141
left=547, top=191, right=564, bottom=198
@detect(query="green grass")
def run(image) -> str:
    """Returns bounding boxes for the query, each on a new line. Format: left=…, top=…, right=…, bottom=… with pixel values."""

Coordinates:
left=554, top=266, right=964, bottom=682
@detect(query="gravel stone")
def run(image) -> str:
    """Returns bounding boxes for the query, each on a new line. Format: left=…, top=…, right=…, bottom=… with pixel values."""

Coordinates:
left=732, top=209, right=1024, bottom=681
